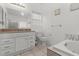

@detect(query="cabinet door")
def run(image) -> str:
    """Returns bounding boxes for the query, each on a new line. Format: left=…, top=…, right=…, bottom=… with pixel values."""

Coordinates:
left=15, top=38, right=26, bottom=51
left=25, top=39, right=35, bottom=49
left=29, top=39, right=35, bottom=48
left=25, top=39, right=30, bottom=49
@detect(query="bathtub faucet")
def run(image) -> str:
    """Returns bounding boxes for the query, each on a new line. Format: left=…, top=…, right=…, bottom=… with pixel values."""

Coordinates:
left=65, top=34, right=79, bottom=41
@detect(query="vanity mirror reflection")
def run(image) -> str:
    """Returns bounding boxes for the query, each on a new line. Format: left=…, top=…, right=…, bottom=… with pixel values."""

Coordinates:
left=0, top=5, right=5, bottom=29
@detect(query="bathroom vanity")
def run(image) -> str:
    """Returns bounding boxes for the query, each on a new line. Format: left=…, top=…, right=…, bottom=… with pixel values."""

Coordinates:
left=47, top=48, right=61, bottom=56
left=0, top=29, right=36, bottom=56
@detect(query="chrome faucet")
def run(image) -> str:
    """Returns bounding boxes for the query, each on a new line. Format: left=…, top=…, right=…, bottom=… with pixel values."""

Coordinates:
left=65, top=34, right=79, bottom=41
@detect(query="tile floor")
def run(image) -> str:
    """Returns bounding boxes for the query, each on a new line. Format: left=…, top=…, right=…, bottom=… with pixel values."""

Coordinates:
left=19, top=41, right=47, bottom=56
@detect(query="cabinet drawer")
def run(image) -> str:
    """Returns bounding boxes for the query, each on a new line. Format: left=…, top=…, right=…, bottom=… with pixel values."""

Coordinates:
left=29, top=36, right=35, bottom=39
left=0, top=34, right=11, bottom=39
left=25, top=36, right=36, bottom=40
left=0, top=43, right=15, bottom=51
left=0, top=39, right=15, bottom=45
left=0, top=49, right=15, bottom=56
left=25, top=33, right=35, bottom=37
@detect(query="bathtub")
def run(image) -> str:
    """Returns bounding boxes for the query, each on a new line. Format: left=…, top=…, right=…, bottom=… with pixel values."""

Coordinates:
left=48, top=40, right=79, bottom=56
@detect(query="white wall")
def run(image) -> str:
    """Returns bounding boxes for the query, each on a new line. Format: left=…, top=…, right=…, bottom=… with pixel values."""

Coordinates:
left=44, top=3, right=79, bottom=46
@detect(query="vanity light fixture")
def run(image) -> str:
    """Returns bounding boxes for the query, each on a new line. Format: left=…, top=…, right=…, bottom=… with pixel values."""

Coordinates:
left=10, top=3, right=26, bottom=8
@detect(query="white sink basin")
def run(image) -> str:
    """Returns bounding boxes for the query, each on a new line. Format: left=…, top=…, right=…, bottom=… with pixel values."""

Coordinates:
left=65, top=41, right=79, bottom=55
left=51, top=40, right=79, bottom=56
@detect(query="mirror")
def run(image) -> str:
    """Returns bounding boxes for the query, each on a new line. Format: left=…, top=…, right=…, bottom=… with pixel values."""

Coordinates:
left=0, top=5, right=4, bottom=29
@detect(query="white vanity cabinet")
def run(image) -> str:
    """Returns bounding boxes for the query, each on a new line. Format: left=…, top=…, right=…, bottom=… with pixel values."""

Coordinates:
left=15, top=32, right=36, bottom=52
left=15, top=37, right=26, bottom=51
left=0, top=31, right=36, bottom=56
left=0, top=37, right=16, bottom=56
left=0, top=33, right=16, bottom=56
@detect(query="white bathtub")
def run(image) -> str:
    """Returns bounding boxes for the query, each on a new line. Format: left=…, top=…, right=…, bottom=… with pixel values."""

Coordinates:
left=48, top=40, right=79, bottom=56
